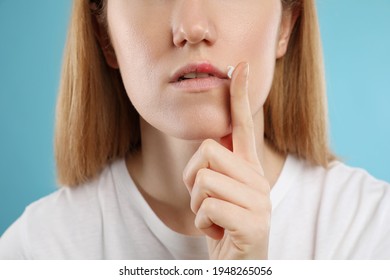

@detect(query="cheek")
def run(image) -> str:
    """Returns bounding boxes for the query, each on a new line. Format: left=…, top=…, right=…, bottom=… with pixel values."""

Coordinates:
left=245, top=22, right=280, bottom=116
left=221, top=7, right=281, bottom=116
left=107, top=2, right=166, bottom=83
left=109, top=27, right=164, bottom=86
left=108, top=9, right=169, bottom=116
left=248, top=40, right=277, bottom=117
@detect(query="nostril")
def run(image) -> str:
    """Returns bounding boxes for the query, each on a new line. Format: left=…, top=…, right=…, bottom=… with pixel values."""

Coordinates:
left=172, top=27, right=187, bottom=48
left=172, top=20, right=217, bottom=48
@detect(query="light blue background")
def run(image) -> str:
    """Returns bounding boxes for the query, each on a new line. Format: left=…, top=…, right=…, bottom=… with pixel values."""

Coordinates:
left=0, top=1, right=389, bottom=235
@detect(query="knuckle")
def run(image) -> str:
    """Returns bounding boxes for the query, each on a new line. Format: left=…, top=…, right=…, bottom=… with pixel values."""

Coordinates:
left=182, top=168, right=190, bottom=188
left=201, top=197, right=216, bottom=213
left=194, top=214, right=201, bottom=229
left=199, top=139, right=216, bottom=158
left=194, top=168, right=209, bottom=187
left=190, top=197, right=198, bottom=214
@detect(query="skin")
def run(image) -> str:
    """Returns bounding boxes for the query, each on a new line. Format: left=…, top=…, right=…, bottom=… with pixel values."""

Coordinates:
left=98, top=0, right=297, bottom=259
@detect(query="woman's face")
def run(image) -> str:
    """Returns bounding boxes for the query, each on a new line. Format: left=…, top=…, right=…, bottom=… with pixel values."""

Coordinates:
left=105, top=0, right=291, bottom=140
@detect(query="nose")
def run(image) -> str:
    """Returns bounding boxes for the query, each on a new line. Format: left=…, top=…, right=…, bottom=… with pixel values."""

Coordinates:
left=171, top=1, right=217, bottom=48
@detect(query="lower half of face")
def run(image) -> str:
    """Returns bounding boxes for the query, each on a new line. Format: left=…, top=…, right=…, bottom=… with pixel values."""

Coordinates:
left=108, top=0, right=282, bottom=140
left=122, top=61, right=275, bottom=141
left=133, top=79, right=233, bottom=140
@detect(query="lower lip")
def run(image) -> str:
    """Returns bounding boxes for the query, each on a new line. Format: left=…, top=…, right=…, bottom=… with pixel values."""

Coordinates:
left=170, top=77, right=228, bottom=92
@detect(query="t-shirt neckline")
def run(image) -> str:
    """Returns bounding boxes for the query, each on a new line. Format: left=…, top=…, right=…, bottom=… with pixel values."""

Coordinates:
left=270, top=154, right=301, bottom=211
left=113, top=159, right=209, bottom=259
left=112, top=153, right=299, bottom=258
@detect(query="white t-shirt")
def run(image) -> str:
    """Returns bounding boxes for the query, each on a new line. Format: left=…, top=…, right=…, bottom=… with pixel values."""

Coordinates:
left=0, top=155, right=389, bottom=259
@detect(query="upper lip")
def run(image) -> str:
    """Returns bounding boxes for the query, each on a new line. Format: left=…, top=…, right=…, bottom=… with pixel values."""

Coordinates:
left=170, top=62, right=228, bottom=83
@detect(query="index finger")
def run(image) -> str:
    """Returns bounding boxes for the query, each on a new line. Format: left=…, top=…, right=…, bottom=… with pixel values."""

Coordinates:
left=229, top=62, right=261, bottom=167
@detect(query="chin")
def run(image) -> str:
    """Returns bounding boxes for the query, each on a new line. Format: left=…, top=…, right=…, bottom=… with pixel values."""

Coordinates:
left=172, top=125, right=231, bottom=141
left=157, top=112, right=231, bottom=141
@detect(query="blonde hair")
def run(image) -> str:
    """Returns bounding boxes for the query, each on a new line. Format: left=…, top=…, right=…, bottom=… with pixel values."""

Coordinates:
left=265, top=0, right=335, bottom=166
left=55, top=0, right=334, bottom=187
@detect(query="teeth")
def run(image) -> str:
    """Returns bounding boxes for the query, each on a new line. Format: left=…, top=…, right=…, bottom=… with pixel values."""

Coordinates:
left=183, top=73, right=197, bottom=79
left=196, top=73, right=211, bottom=78
left=181, top=72, right=212, bottom=80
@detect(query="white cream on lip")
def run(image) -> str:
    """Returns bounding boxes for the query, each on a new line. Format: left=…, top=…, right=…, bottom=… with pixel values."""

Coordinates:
left=227, top=66, right=235, bottom=79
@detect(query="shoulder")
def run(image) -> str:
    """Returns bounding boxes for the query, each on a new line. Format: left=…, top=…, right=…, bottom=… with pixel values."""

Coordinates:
left=290, top=155, right=390, bottom=197
left=295, top=156, right=390, bottom=258
left=327, top=160, right=388, bottom=188
left=292, top=156, right=390, bottom=217
left=309, top=159, right=390, bottom=221
left=26, top=164, right=113, bottom=221
left=277, top=155, right=390, bottom=218
left=0, top=161, right=119, bottom=259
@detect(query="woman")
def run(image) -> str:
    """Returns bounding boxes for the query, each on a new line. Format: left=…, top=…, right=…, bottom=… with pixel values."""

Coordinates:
left=0, top=0, right=389, bottom=259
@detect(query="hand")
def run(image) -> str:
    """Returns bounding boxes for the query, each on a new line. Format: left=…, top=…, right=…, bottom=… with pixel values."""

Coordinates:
left=183, top=62, right=271, bottom=259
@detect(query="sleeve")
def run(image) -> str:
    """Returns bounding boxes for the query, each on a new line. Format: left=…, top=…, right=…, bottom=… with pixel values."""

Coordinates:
left=370, top=184, right=390, bottom=259
left=0, top=212, right=31, bottom=259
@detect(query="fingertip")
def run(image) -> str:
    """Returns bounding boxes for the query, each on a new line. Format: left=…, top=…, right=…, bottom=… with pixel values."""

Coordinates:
left=239, top=62, right=249, bottom=83
left=227, top=62, right=249, bottom=80
left=233, top=62, right=249, bottom=78
left=230, top=62, right=249, bottom=94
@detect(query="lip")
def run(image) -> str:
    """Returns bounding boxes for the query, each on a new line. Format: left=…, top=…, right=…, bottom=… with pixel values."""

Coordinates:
left=170, top=62, right=228, bottom=82
left=169, top=62, right=229, bottom=92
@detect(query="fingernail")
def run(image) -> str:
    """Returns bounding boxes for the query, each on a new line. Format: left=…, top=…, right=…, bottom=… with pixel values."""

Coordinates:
left=227, top=66, right=235, bottom=79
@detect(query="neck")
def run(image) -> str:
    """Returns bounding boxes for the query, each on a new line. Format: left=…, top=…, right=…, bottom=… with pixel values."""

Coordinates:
left=126, top=111, right=285, bottom=235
